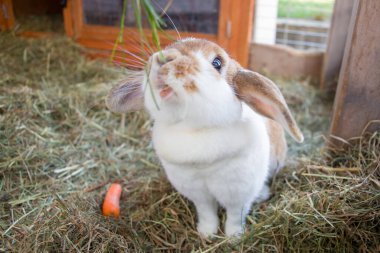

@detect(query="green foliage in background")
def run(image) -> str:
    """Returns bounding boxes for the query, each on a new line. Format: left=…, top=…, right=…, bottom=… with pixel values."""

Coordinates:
left=278, top=0, right=334, bottom=21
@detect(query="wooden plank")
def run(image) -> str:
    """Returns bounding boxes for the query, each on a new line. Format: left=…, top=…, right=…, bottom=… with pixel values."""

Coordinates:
left=228, top=0, right=254, bottom=68
left=0, top=0, right=6, bottom=30
left=0, top=0, right=15, bottom=30
left=250, top=43, right=323, bottom=81
left=216, top=0, right=230, bottom=50
left=320, top=0, right=355, bottom=91
left=329, top=0, right=380, bottom=143
left=70, top=0, right=84, bottom=39
left=63, top=0, right=74, bottom=37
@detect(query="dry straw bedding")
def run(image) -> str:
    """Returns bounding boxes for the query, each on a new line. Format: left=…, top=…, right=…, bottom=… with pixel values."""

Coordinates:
left=0, top=33, right=379, bottom=252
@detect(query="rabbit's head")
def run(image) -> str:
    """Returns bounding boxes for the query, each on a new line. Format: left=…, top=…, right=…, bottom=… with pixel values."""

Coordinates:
left=106, top=38, right=303, bottom=142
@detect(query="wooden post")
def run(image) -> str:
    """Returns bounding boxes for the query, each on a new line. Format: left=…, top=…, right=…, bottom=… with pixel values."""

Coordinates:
left=220, top=0, right=255, bottom=68
left=63, top=0, right=75, bottom=38
left=320, top=0, right=355, bottom=91
left=329, top=0, right=380, bottom=143
left=0, top=0, right=15, bottom=31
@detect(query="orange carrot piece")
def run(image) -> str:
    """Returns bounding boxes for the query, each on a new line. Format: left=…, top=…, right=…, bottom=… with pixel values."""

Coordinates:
left=102, top=183, right=122, bottom=218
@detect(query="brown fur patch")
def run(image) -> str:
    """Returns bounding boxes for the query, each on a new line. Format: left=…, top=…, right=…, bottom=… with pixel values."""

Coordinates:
left=266, top=119, right=287, bottom=175
left=226, top=59, right=241, bottom=85
left=184, top=80, right=198, bottom=93
left=167, top=39, right=217, bottom=56
left=158, top=66, right=169, bottom=76
left=167, top=39, right=228, bottom=66
left=174, top=58, right=199, bottom=79
left=233, top=70, right=303, bottom=142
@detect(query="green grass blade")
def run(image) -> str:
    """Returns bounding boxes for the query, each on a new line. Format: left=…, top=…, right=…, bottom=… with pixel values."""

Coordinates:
left=109, top=0, right=128, bottom=63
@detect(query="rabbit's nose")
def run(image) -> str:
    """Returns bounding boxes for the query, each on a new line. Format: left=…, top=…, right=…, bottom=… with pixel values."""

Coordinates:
left=156, top=55, right=172, bottom=66
left=155, top=49, right=180, bottom=66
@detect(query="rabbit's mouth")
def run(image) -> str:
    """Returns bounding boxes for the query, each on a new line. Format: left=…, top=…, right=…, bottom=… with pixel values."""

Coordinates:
left=154, top=74, right=175, bottom=100
left=154, top=68, right=175, bottom=100
left=157, top=84, right=174, bottom=99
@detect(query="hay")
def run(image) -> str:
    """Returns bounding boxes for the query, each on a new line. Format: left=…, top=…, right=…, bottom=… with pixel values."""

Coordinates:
left=1, top=33, right=379, bottom=252
left=14, top=14, right=65, bottom=33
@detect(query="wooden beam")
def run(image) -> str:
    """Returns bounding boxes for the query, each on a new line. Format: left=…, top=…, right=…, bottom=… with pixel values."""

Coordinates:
left=229, top=0, right=254, bottom=68
left=320, top=0, right=355, bottom=91
left=250, top=43, right=323, bottom=82
left=63, top=0, right=74, bottom=37
left=0, top=0, right=15, bottom=31
left=329, top=0, right=380, bottom=143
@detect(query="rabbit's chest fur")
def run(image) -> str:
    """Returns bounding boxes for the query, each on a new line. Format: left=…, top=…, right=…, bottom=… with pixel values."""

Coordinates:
left=153, top=120, right=253, bottom=166
left=152, top=105, right=271, bottom=206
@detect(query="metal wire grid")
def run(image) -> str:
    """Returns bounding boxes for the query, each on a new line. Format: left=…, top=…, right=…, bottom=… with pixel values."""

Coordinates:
left=82, top=0, right=219, bottom=35
left=275, top=0, right=335, bottom=50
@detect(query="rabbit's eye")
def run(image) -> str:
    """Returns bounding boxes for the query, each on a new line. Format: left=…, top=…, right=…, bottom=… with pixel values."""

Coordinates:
left=212, top=57, right=222, bottom=71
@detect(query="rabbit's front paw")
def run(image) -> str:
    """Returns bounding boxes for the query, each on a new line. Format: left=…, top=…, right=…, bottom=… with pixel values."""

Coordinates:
left=197, top=220, right=218, bottom=237
left=225, top=222, right=244, bottom=237
left=254, top=184, right=271, bottom=203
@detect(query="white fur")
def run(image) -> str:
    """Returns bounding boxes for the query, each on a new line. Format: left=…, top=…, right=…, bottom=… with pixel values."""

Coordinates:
left=143, top=47, right=272, bottom=237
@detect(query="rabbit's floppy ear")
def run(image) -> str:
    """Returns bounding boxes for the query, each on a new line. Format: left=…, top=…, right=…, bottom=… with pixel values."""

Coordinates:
left=232, top=69, right=304, bottom=143
left=106, top=79, right=144, bottom=113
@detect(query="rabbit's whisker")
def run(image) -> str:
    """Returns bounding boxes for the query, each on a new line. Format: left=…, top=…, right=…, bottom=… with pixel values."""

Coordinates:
left=109, top=55, right=146, bottom=66
left=113, top=44, right=146, bottom=63
left=110, top=62, right=145, bottom=70
left=106, top=41, right=145, bottom=62
left=123, top=32, right=155, bottom=55
left=153, top=0, right=181, bottom=40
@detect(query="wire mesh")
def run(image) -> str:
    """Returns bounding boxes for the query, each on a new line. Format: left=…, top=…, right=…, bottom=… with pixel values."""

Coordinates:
left=82, top=0, right=219, bottom=35
left=275, top=0, right=335, bottom=50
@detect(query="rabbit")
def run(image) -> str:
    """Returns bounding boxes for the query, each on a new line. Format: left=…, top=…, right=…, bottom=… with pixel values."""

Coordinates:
left=106, top=38, right=303, bottom=237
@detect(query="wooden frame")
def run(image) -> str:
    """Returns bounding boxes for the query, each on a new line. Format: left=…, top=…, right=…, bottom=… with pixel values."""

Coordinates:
left=0, top=0, right=15, bottom=31
left=329, top=0, right=380, bottom=144
left=63, top=0, right=254, bottom=67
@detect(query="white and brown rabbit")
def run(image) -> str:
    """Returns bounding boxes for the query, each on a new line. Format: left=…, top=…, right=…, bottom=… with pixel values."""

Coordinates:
left=106, top=38, right=303, bottom=237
